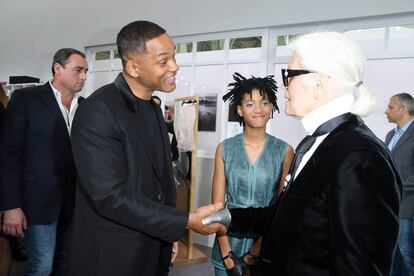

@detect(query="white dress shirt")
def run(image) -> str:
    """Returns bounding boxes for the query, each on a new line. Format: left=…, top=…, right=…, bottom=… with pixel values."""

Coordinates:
left=388, top=118, right=414, bottom=151
left=49, top=81, right=80, bottom=134
left=294, top=93, right=354, bottom=179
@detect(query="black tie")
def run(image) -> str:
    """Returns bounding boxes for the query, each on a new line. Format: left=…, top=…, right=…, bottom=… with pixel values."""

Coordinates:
left=284, top=112, right=351, bottom=191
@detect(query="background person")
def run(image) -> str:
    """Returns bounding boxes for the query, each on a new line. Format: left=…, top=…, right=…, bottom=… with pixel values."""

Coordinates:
left=0, top=48, right=88, bottom=276
left=385, top=93, right=414, bottom=276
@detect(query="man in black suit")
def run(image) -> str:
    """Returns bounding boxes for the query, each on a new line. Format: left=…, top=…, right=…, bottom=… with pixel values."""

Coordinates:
left=255, top=32, right=401, bottom=275
left=67, top=21, right=223, bottom=276
left=0, top=48, right=88, bottom=275
left=385, top=93, right=414, bottom=276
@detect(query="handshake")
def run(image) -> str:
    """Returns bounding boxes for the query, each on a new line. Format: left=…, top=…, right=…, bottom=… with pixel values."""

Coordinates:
left=187, top=203, right=231, bottom=235
left=187, top=205, right=269, bottom=276
left=188, top=204, right=271, bottom=237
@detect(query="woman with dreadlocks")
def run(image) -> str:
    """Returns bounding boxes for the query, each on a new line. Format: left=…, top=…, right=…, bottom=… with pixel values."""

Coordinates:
left=211, top=73, right=293, bottom=275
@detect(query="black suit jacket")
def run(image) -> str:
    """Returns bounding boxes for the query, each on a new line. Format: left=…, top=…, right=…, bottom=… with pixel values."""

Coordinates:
left=67, top=74, right=188, bottom=276
left=385, top=121, right=414, bottom=218
left=256, top=115, right=401, bottom=275
left=0, top=83, right=77, bottom=224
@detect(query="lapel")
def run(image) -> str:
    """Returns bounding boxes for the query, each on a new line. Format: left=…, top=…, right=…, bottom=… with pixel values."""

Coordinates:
left=39, top=82, right=71, bottom=143
left=114, top=74, right=165, bottom=184
left=282, top=114, right=361, bottom=199
left=385, top=130, right=394, bottom=146
left=392, top=121, right=414, bottom=152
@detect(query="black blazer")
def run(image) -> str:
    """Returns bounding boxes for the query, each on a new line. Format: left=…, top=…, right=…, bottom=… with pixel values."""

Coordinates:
left=385, top=121, right=414, bottom=218
left=0, top=83, right=77, bottom=224
left=67, top=74, right=188, bottom=276
left=256, top=115, right=401, bottom=275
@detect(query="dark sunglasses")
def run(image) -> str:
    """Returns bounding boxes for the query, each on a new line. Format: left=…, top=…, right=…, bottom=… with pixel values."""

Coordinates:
left=281, top=69, right=314, bottom=87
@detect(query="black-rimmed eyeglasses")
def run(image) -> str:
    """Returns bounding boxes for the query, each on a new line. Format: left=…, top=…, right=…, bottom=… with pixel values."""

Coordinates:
left=281, top=69, right=314, bottom=87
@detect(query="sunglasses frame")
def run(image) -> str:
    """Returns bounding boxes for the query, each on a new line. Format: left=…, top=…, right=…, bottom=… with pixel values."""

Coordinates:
left=281, top=69, right=314, bottom=87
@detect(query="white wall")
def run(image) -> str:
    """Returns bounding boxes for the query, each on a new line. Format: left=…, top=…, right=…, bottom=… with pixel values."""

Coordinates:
left=1, top=0, right=414, bottom=82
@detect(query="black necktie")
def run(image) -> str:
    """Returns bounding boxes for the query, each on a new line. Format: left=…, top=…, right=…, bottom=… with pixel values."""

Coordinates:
left=283, top=112, right=351, bottom=191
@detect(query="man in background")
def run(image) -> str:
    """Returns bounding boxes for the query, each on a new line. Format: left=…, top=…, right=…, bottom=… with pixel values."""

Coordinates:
left=385, top=93, right=414, bottom=276
left=0, top=48, right=88, bottom=275
left=165, top=104, right=179, bottom=162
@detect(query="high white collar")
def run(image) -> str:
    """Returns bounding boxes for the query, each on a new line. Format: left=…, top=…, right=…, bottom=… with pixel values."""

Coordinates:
left=301, top=93, right=354, bottom=135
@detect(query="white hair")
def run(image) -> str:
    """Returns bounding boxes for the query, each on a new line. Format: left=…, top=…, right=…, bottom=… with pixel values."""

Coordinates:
left=290, top=32, right=376, bottom=117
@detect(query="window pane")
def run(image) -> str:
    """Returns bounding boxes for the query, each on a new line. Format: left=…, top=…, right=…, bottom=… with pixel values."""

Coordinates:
left=277, top=34, right=299, bottom=46
left=342, top=27, right=385, bottom=41
left=229, top=36, right=261, bottom=49
left=113, top=50, right=120, bottom=59
left=197, top=39, right=225, bottom=52
left=342, top=27, right=385, bottom=52
left=176, top=42, right=193, bottom=53
left=95, top=51, right=110, bottom=60
left=275, top=34, right=300, bottom=57
left=389, top=25, right=414, bottom=51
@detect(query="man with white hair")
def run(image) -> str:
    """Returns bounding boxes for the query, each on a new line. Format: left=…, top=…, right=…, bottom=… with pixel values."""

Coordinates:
left=256, top=32, right=401, bottom=275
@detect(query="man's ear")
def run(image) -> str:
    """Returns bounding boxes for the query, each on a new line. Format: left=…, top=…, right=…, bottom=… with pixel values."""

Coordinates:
left=400, top=104, right=409, bottom=115
left=53, top=63, right=62, bottom=77
left=314, top=74, right=329, bottom=101
left=125, top=59, right=140, bottom=78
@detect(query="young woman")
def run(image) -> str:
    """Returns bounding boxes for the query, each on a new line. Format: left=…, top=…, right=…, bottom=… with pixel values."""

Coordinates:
left=211, top=73, right=293, bottom=275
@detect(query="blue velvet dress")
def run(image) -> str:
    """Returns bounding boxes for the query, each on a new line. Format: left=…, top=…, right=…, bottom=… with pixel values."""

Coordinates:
left=211, top=133, right=287, bottom=272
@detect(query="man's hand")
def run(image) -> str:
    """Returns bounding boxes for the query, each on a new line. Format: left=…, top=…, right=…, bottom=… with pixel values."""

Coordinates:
left=187, top=203, right=226, bottom=235
left=2, top=208, right=27, bottom=237
left=171, top=241, right=179, bottom=263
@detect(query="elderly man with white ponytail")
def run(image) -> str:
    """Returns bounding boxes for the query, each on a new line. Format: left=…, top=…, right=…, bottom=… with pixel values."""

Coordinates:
left=255, top=32, right=401, bottom=275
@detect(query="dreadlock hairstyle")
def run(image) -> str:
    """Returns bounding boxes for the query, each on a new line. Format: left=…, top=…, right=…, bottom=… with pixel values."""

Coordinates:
left=223, top=72, right=279, bottom=126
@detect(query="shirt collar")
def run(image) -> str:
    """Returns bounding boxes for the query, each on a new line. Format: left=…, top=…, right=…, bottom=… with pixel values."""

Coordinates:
left=49, top=80, right=80, bottom=101
left=301, top=93, right=354, bottom=135
left=396, top=118, right=414, bottom=133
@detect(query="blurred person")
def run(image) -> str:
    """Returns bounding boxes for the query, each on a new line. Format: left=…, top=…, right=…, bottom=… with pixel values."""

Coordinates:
left=211, top=73, right=293, bottom=276
left=0, top=48, right=88, bottom=276
left=164, top=104, right=179, bottom=163
left=67, top=20, right=224, bottom=276
left=385, top=93, right=414, bottom=276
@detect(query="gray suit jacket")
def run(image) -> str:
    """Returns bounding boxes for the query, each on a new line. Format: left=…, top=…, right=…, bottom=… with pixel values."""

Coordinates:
left=385, top=120, right=414, bottom=218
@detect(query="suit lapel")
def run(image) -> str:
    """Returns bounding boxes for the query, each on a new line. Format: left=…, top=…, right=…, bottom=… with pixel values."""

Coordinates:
left=385, top=130, right=394, bottom=146
left=114, top=74, right=164, bottom=184
left=39, top=83, right=70, bottom=143
left=282, top=115, right=360, bottom=199
left=392, top=121, right=414, bottom=152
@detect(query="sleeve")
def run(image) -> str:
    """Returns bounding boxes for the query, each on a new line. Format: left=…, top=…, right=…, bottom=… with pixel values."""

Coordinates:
left=228, top=206, right=272, bottom=236
left=71, top=99, right=188, bottom=242
left=0, top=91, right=27, bottom=211
left=329, top=148, right=400, bottom=275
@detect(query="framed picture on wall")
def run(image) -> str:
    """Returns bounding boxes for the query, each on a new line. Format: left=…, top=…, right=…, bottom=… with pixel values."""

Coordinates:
left=196, top=94, right=217, bottom=132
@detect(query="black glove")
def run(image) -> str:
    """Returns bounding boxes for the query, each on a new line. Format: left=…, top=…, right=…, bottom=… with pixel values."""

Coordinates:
left=241, top=251, right=258, bottom=273
left=228, top=207, right=273, bottom=237
left=223, top=251, right=248, bottom=276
